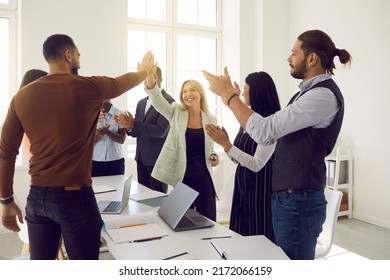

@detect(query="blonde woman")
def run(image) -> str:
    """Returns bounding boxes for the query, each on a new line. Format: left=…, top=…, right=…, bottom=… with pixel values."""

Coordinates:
left=117, top=72, right=219, bottom=220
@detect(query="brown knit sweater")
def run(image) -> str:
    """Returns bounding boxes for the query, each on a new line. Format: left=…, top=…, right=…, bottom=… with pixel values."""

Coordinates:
left=0, top=73, right=124, bottom=198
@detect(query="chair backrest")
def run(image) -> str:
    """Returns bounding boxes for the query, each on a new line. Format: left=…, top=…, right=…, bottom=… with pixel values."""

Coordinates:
left=17, top=220, right=29, bottom=244
left=315, top=187, right=343, bottom=259
left=0, top=253, right=30, bottom=260
left=216, top=170, right=235, bottom=224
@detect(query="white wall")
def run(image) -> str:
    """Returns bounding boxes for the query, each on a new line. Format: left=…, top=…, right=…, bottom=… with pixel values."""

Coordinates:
left=223, top=0, right=390, bottom=229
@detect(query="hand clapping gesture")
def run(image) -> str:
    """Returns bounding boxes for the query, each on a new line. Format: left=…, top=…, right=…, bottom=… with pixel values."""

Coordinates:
left=113, top=111, right=134, bottom=130
left=202, top=67, right=239, bottom=106
left=205, top=124, right=233, bottom=153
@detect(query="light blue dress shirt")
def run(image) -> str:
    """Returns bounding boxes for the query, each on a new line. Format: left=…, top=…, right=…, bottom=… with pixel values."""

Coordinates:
left=246, top=74, right=341, bottom=145
left=92, top=105, right=124, bottom=161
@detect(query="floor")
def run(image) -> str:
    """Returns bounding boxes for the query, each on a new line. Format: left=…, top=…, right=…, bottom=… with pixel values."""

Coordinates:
left=1, top=217, right=389, bottom=260
left=329, top=216, right=390, bottom=260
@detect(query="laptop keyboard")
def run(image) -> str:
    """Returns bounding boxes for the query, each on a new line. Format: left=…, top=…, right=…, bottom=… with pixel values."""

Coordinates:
left=103, top=201, right=121, bottom=213
left=177, top=215, right=195, bottom=229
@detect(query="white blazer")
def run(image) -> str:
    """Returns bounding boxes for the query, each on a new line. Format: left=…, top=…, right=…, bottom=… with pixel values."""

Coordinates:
left=145, top=85, right=217, bottom=187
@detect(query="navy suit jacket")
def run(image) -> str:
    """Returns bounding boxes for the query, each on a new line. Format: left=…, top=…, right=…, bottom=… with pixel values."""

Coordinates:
left=128, top=89, right=175, bottom=166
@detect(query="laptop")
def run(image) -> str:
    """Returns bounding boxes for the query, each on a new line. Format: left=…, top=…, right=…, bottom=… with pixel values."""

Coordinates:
left=157, top=182, right=214, bottom=231
left=97, top=175, right=132, bottom=214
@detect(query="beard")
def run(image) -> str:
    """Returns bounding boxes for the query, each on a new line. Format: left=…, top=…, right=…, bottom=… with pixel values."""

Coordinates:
left=71, top=66, right=79, bottom=75
left=290, top=57, right=308, bottom=79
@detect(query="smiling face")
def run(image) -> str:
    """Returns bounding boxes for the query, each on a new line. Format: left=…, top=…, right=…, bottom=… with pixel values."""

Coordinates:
left=180, top=81, right=202, bottom=109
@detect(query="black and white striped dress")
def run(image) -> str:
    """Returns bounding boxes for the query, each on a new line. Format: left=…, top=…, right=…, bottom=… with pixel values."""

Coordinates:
left=229, top=128, right=274, bottom=241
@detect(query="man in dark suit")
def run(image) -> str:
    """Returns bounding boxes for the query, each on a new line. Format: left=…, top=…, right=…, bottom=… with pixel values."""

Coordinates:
left=114, top=66, right=174, bottom=193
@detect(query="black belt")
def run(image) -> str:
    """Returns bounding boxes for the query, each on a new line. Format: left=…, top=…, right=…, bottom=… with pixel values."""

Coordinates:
left=31, top=185, right=91, bottom=191
left=275, top=188, right=319, bottom=198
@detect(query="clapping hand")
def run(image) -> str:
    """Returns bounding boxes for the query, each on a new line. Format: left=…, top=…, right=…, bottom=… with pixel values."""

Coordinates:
left=96, top=123, right=110, bottom=135
left=205, top=124, right=233, bottom=152
left=202, top=67, right=236, bottom=105
left=113, top=111, right=134, bottom=130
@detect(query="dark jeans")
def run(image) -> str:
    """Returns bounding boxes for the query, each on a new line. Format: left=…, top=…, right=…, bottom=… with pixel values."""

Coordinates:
left=271, top=189, right=327, bottom=260
left=25, top=186, right=103, bottom=260
left=137, top=159, right=168, bottom=193
left=91, top=158, right=125, bottom=177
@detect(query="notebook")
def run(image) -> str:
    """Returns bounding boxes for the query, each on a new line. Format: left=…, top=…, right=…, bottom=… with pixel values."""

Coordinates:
left=97, top=175, right=133, bottom=214
left=104, top=212, right=168, bottom=244
left=157, top=182, right=214, bottom=231
left=210, top=235, right=290, bottom=260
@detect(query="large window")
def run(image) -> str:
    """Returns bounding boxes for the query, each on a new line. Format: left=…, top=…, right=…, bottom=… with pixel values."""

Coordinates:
left=126, top=0, right=221, bottom=157
left=0, top=0, right=19, bottom=164
left=0, top=17, right=10, bottom=110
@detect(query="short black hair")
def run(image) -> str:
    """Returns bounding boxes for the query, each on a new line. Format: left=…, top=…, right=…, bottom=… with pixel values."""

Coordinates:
left=42, top=34, right=76, bottom=62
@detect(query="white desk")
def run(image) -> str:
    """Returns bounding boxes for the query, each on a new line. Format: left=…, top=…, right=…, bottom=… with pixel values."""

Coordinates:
left=92, top=175, right=287, bottom=260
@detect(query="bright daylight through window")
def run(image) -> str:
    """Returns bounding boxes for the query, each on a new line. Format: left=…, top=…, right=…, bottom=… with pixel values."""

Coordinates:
left=126, top=0, right=220, bottom=158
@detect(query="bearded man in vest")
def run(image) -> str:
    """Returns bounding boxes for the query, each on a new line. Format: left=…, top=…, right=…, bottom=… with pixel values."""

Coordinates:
left=202, top=29, right=352, bottom=260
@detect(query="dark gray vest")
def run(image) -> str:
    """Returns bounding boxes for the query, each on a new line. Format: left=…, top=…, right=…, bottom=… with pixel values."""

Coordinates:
left=272, top=79, right=344, bottom=192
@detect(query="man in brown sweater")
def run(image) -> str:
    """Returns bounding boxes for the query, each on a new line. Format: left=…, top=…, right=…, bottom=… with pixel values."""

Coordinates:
left=0, top=34, right=154, bottom=259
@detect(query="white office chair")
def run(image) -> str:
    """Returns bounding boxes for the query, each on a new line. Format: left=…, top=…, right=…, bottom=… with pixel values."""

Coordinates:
left=216, top=170, right=235, bottom=225
left=315, top=187, right=343, bottom=259
left=0, top=252, right=30, bottom=260
left=17, top=217, right=66, bottom=260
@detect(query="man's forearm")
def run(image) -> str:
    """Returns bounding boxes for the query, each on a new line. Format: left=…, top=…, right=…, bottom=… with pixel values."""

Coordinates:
left=227, top=96, right=255, bottom=129
left=115, top=71, right=147, bottom=93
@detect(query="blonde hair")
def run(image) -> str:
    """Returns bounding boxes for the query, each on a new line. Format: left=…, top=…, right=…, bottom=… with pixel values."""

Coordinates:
left=179, top=79, right=210, bottom=115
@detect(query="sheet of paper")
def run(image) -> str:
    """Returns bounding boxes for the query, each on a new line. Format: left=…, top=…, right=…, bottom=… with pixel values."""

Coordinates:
left=130, top=190, right=167, bottom=201
left=104, top=211, right=157, bottom=230
left=106, top=223, right=168, bottom=244
left=93, top=185, right=116, bottom=194
left=211, top=235, right=289, bottom=260
left=104, top=211, right=168, bottom=244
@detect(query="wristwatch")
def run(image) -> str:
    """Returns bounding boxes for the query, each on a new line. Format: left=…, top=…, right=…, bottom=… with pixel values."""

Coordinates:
left=0, top=196, right=14, bottom=205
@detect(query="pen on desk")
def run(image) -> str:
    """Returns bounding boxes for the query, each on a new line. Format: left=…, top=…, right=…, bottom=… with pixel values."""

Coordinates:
left=133, top=236, right=162, bottom=243
left=163, top=252, right=189, bottom=260
left=119, top=223, right=146, bottom=229
left=201, top=236, right=232, bottom=240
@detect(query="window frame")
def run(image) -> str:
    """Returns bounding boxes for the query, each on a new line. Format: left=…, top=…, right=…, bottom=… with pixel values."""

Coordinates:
left=126, top=0, right=222, bottom=159
left=0, top=1, right=20, bottom=166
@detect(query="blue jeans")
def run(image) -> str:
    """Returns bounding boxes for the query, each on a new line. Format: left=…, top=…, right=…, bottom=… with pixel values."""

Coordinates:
left=271, top=189, right=326, bottom=260
left=25, top=186, right=103, bottom=260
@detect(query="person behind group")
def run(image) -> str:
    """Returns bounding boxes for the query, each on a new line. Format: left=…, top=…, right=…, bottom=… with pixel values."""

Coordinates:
left=205, top=71, right=281, bottom=240
left=92, top=99, right=127, bottom=177
left=143, top=67, right=219, bottom=221
left=202, top=29, right=352, bottom=259
left=0, top=34, right=154, bottom=260
left=19, top=69, right=48, bottom=160
left=113, top=66, right=174, bottom=193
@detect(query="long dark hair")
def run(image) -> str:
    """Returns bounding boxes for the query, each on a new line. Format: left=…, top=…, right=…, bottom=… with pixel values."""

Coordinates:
left=245, top=71, right=281, bottom=117
left=298, top=30, right=352, bottom=75
left=19, top=69, right=48, bottom=89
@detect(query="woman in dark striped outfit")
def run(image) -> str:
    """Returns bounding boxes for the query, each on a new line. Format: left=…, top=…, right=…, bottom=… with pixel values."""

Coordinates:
left=205, top=71, right=281, bottom=240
